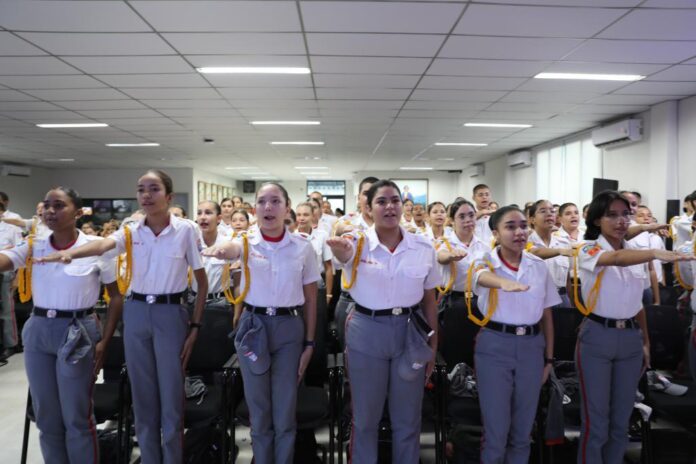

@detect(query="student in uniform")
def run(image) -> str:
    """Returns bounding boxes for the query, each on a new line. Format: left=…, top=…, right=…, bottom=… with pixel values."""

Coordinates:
left=426, top=201, right=449, bottom=241
left=231, top=196, right=244, bottom=209
left=489, top=201, right=499, bottom=212
left=296, top=202, right=334, bottom=306
left=0, top=187, right=124, bottom=463
left=671, top=192, right=695, bottom=248
left=411, top=203, right=430, bottom=235
left=473, top=184, right=495, bottom=244
left=0, top=202, right=24, bottom=360
left=231, top=208, right=251, bottom=236
left=194, top=200, right=233, bottom=310
left=327, top=179, right=440, bottom=464
left=402, top=198, right=415, bottom=227
left=0, top=191, right=21, bottom=220
left=557, top=203, right=585, bottom=244
left=203, top=182, right=320, bottom=464
left=470, top=205, right=560, bottom=464
left=218, top=197, right=236, bottom=238
left=635, top=205, right=666, bottom=303
left=574, top=190, right=693, bottom=464
left=310, top=191, right=338, bottom=235
left=169, top=204, right=187, bottom=218
left=38, top=170, right=208, bottom=464
left=1, top=201, right=51, bottom=238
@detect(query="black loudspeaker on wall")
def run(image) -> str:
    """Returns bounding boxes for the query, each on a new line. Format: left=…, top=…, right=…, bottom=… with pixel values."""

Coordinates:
left=242, top=180, right=256, bottom=194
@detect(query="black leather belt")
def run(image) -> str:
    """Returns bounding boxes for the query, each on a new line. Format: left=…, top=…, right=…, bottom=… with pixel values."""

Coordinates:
left=587, top=313, right=638, bottom=329
left=485, top=321, right=540, bottom=336
left=451, top=291, right=475, bottom=299
left=191, top=291, right=224, bottom=300
left=245, top=304, right=301, bottom=316
left=339, top=291, right=354, bottom=302
left=130, top=292, right=185, bottom=305
left=33, top=307, right=94, bottom=319
left=354, top=303, right=433, bottom=337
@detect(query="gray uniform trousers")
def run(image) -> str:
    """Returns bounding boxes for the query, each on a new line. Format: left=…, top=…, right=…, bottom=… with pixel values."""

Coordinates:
left=575, top=318, right=643, bottom=464
left=345, top=310, right=425, bottom=464
left=335, top=292, right=355, bottom=351
left=22, top=314, right=102, bottom=464
left=1, top=271, right=17, bottom=348
left=123, top=299, right=188, bottom=464
left=475, top=328, right=545, bottom=464
left=690, top=314, right=696, bottom=382
left=237, top=310, right=304, bottom=464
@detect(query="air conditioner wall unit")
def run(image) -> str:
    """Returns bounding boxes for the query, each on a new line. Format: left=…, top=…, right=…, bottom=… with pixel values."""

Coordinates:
left=507, top=150, right=532, bottom=169
left=0, top=165, right=31, bottom=177
left=466, top=164, right=485, bottom=178
left=592, top=119, right=642, bottom=148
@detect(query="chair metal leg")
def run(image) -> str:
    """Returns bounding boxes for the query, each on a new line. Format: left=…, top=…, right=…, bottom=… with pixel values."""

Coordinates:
left=231, top=369, right=239, bottom=464
left=328, top=368, right=336, bottom=464
left=21, top=389, right=32, bottom=464
left=221, top=369, right=230, bottom=464
left=337, top=366, right=345, bottom=464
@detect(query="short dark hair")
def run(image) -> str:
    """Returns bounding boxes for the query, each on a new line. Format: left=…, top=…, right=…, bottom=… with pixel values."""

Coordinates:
left=366, top=179, right=402, bottom=207
left=198, top=200, right=221, bottom=215
left=256, top=182, right=289, bottom=206
left=403, top=198, right=414, bottom=206
left=427, top=201, right=446, bottom=214
left=489, top=205, right=525, bottom=231
left=558, top=202, right=577, bottom=216
left=585, top=190, right=631, bottom=240
left=145, top=169, right=174, bottom=195
left=220, top=197, right=232, bottom=205
left=231, top=208, right=249, bottom=221
left=528, top=199, right=551, bottom=218
left=0, top=192, right=8, bottom=203
left=473, top=184, right=489, bottom=194
left=359, top=176, right=379, bottom=193
left=170, top=204, right=186, bottom=217
left=50, top=186, right=83, bottom=209
left=232, top=195, right=243, bottom=203
left=448, top=198, right=476, bottom=220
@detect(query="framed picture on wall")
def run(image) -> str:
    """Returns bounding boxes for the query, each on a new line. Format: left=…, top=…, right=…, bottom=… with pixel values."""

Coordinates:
left=391, top=179, right=428, bottom=206
left=198, top=181, right=206, bottom=202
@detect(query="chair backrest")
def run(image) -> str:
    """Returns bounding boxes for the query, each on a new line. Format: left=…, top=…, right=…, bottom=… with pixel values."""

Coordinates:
left=187, top=308, right=236, bottom=372
left=645, top=304, right=684, bottom=371
left=440, top=295, right=480, bottom=370
left=304, top=291, right=328, bottom=387
left=101, top=335, right=125, bottom=382
left=553, top=307, right=584, bottom=362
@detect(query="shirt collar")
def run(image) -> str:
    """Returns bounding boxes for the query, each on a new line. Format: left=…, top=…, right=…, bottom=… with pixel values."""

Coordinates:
left=597, top=234, right=627, bottom=251
left=138, top=213, right=179, bottom=237
left=366, top=225, right=413, bottom=254
left=489, top=247, right=534, bottom=278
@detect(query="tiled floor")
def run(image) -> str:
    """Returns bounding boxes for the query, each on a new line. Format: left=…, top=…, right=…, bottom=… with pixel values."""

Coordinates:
left=0, top=353, right=437, bottom=463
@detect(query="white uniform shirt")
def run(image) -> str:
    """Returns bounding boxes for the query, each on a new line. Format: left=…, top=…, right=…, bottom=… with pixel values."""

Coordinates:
left=193, top=232, right=231, bottom=294
left=334, top=212, right=372, bottom=270
left=296, top=229, right=332, bottom=273
left=630, top=231, right=663, bottom=287
left=671, top=214, right=692, bottom=249
left=437, top=233, right=491, bottom=292
left=648, top=234, right=666, bottom=283
left=556, top=227, right=585, bottom=246
left=1, top=231, right=116, bottom=310
left=577, top=235, right=648, bottom=320
left=239, top=228, right=321, bottom=307
left=343, top=226, right=441, bottom=310
left=110, top=214, right=203, bottom=295
left=319, top=214, right=338, bottom=234
left=217, top=221, right=235, bottom=239
left=2, top=210, right=21, bottom=220
left=475, top=215, right=493, bottom=244
left=473, top=249, right=561, bottom=325
left=528, top=230, right=572, bottom=289
left=0, top=222, right=22, bottom=250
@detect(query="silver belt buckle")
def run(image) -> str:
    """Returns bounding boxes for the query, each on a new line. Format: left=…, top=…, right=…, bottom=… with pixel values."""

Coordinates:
left=146, top=294, right=157, bottom=305
left=515, top=326, right=527, bottom=336
left=47, top=309, right=57, bottom=319
left=266, top=307, right=277, bottom=316
left=392, top=307, right=403, bottom=316
left=615, top=319, right=626, bottom=329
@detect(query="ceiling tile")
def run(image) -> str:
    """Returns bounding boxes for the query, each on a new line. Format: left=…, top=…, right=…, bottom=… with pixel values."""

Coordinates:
left=131, top=1, right=300, bottom=32
left=120, top=88, right=221, bottom=100
left=0, top=75, right=106, bottom=90
left=486, top=101, right=576, bottom=113
left=306, top=33, right=443, bottom=57
left=64, top=56, right=193, bottom=74
left=428, top=59, right=551, bottom=77
left=440, top=36, right=583, bottom=60
left=455, top=4, right=627, bottom=37
left=410, top=89, right=507, bottom=101
left=0, top=101, right=63, bottom=111
left=17, top=33, right=175, bottom=55
left=589, top=94, right=683, bottom=105
left=316, top=88, right=410, bottom=99
left=613, top=81, right=696, bottom=95
left=564, top=39, right=696, bottom=64
left=301, top=1, right=464, bottom=33
left=403, top=100, right=491, bottom=110
left=0, top=1, right=150, bottom=32
left=310, top=56, right=430, bottom=75
left=55, top=100, right=147, bottom=110
left=599, top=9, right=696, bottom=40
left=77, top=109, right=165, bottom=119
left=218, top=87, right=315, bottom=100
left=543, top=61, right=669, bottom=75
left=95, top=74, right=209, bottom=88
left=313, top=74, right=419, bottom=88
left=474, top=1, right=642, bottom=7
left=0, top=57, right=81, bottom=75
left=501, top=91, right=599, bottom=103
left=163, top=33, right=305, bottom=54
left=24, top=88, right=128, bottom=100
left=0, top=89, right=38, bottom=101
left=0, top=32, right=46, bottom=55
left=646, top=65, right=696, bottom=81
left=418, top=76, right=526, bottom=90
left=515, top=78, right=629, bottom=93
left=205, top=74, right=313, bottom=88
left=641, top=0, right=696, bottom=6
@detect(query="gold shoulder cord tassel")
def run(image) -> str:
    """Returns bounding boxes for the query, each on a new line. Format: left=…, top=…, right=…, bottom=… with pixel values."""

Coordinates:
left=464, top=259, right=498, bottom=327
left=435, top=238, right=457, bottom=295
left=18, top=236, right=34, bottom=303
left=222, top=233, right=250, bottom=305
left=341, top=232, right=365, bottom=290
left=106, top=226, right=134, bottom=303
left=572, top=246, right=605, bottom=316
left=676, top=240, right=696, bottom=291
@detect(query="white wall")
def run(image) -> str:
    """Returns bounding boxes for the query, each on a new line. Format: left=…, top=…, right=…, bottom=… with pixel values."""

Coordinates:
left=678, top=95, right=696, bottom=202
left=192, top=168, right=238, bottom=207
left=353, top=170, right=460, bottom=210
left=0, top=167, right=53, bottom=217
left=457, top=156, right=510, bottom=205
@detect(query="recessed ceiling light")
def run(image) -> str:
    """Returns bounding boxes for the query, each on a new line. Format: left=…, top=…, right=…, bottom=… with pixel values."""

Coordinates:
left=197, top=67, right=310, bottom=74
left=251, top=121, right=320, bottom=126
left=270, top=141, right=324, bottom=146
left=534, top=72, right=645, bottom=81
left=37, top=123, right=108, bottom=128
left=294, top=166, right=328, bottom=169
left=435, top=142, right=488, bottom=147
left=465, top=123, right=533, bottom=128
left=43, top=158, right=75, bottom=162
left=106, top=143, right=160, bottom=147
left=438, top=158, right=455, bottom=161
left=400, top=167, right=433, bottom=171
left=225, top=167, right=256, bottom=170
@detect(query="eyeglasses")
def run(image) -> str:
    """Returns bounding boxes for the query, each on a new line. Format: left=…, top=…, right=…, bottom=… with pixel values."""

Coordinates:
left=603, top=211, right=631, bottom=222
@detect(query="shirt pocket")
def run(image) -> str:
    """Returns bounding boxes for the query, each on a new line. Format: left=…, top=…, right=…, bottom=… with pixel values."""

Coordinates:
left=64, top=262, right=97, bottom=277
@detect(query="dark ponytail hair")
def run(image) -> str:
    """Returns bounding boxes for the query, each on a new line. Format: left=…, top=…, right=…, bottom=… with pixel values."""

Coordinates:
left=366, top=179, right=402, bottom=207
left=448, top=198, right=476, bottom=220
left=256, top=182, right=290, bottom=206
left=584, top=190, right=630, bottom=240
left=51, top=186, right=83, bottom=209
left=489, top=205, right=525, bottom=231
left=145, top=169, right=174, bottom=195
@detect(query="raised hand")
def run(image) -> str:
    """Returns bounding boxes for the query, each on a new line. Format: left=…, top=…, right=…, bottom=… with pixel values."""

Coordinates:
left=500, top=280, right=530, bottom=292
left=34, top=251, right=72, bottom=264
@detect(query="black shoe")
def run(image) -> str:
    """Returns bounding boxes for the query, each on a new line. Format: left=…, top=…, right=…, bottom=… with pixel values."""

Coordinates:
left=0, top=347, right=15, bottom=360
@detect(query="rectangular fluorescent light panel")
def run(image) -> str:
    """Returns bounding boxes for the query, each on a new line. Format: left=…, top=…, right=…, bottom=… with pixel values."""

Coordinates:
left=106, top=143, right=160, bottom=147
left=37, top=123, right=108, bottom=128
left=294, top=166, right=328, bottom=169
left=43, top=158, right=75, bottom=162
left=270, top=141, right=324, bottom=146
left=251, top=121, right=320, bottom=125
left=197, top=67, right=310, bottom=74
left=400, top=167, right=433, bottom=171
left=465, top=123, right=533, bottom=128
left=534, top=72, right=645, bottom=81
left=435, top=142, right=488, bottom=147
left=225, top=167, right=256, bottom=170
